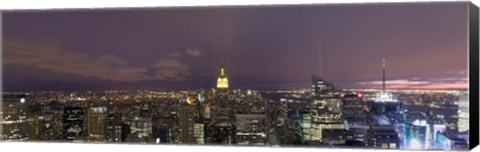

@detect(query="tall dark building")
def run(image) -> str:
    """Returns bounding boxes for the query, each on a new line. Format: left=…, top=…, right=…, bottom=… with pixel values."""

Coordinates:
left=1, top=94, right=29, bottom=140
left=63, top=106, right=85, bottom=140
left=322, top=129, right=355, bottom=144
left=365, top=125, right=400, bottom=149
left=178, top=103, right=195, bottom=144
left=106, top=112, right=127, bottom=142
left=341, top=92, right=367, bottom=142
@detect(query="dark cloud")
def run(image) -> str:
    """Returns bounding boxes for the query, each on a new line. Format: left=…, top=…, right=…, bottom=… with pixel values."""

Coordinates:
left=4, top=39, right=196, bottom=82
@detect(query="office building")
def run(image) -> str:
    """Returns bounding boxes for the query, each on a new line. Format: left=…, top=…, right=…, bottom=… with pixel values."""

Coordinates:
left=129, top=116, right=152, bottom=141
left=106, top=112, right=128, bottom=142
left=322, top=129, right=355, bottom=144
left=1, top=94, right=30, bottom=140
left=457, top=92, right=469, bottom=133
left=365, top=125, right=400, bottom=149
left=435, top=131, right=468, bottom=150
left=341, top=92, right=368, bottom=141
left=88, top=106, right=107, bottom=141
left=310, top=75, right=344, bottom=141
left=194, top=123, right=205, bottom=144
left=235, top=114, right=268, bottom=145
left=63, top=106, right=85, bottom=140
left=405, top=119, right=431, bottom=149
left=178, top=104, right=195, bottom=144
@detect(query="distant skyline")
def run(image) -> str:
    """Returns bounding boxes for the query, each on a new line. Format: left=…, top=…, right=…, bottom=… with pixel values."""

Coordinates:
left=2, top=2, right=469, bottom=91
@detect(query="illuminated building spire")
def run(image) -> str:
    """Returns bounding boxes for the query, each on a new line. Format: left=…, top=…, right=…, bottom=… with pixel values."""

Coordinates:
left=375, top=50, right=397, bottom=103
left=217, top=55, right=229, bottom=90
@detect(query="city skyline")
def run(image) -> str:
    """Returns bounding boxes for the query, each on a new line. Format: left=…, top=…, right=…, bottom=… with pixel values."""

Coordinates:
left=3, top=2, right=469, bottom=92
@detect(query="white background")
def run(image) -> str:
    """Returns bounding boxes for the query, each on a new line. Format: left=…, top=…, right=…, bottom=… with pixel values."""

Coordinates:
left=0, top=0, right=479, bottom=152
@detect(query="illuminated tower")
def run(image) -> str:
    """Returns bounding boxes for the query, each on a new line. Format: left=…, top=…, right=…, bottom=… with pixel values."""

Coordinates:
left=216, top=56, right=229, bottom=92
left=375, top=51, right=397, bottom=103
left=211, top=56, right=235, bottom=144
left=371, top=51, right=400, bottom=117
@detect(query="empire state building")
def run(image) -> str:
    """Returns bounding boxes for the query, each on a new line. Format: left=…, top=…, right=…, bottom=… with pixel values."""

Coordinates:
left=216, top=58, right=229, bottom=92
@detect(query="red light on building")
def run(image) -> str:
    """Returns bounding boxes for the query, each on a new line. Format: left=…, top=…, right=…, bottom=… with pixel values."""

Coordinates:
left=340, top=93, right=345, bottom=98
left=357, top=93, right=363, bottom=98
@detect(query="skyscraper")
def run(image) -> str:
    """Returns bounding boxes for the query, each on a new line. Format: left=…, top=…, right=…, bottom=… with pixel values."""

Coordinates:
left=342, top=92, right=367, bottom=141
left=457, top=92, right=469, bottom=133
left=405, top=119, right=431, bottom=149
left=310, top=75, right=344, bottom=141
left=88, top=106, right=107, bottom=141
left=106, top=112, right=127, bottom=142
left=194, top=123, right=205, bottom=144
left=178, top=104, right=195, bottom=144
left=63, top=106, right=85, bottom=140
left=235, top=114, right=268, bottom=145
left=129, top=116, right=152, bottom=141
left=1, top=94, right=29, bottom=140
left=365, top=125, right=400, bottom=149
left=210, top=56, right=235, bottom=144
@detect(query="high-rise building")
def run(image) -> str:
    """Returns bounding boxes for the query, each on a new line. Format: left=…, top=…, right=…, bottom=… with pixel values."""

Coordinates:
left=405, top=119, right=431, bottom=149
left=34, top=103, right=64, bottom=140
left=194, top=123, right=205, bottom=144
left=1, top=94, right=30, bottom=140
left=28, top=109, right=45, bottom=140
left=210, top=57, right=235, bottom=144
left=63, top=106, right=85, bottom=140
left=435, top=131, right=468, bottom=150
left=139, top=103, right=151, bottom=117
left=403, top=112, right=432, bottom=149
left=106, top=112, right=128, bottom=142
left=365, top=125, right=400, bottom=149
left=282, top=95, right=311, bottom=143
left=457, top=92, right=469, bottom=133
left=279, top=110, right=312, bottom=143
left=235, top=114, right=268, bottom=145
left=310, top=75, right=344, bottom=141
left=129, top=116, right=152, bottom=141
left=88, top=106, right=107, bottom=141
left=342, top=92, right=366, bottom=120
left=178, top=104, right=195, bottom=144
left=322, top=129, right=354, bottom=144
left=341, top=92, right=367, bottom=141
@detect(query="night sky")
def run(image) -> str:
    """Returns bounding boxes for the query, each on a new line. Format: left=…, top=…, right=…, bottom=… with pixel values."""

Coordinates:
left=2, top=2, right=469, bottom=92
